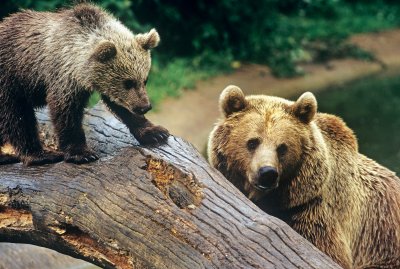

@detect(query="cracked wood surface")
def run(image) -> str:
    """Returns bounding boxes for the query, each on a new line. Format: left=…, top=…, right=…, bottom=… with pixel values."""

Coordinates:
left=0, top=104, right=341, bottom=269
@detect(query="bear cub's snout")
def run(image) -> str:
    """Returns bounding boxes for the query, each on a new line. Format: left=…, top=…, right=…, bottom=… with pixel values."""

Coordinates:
left=135, top=104, right=152, bottom=115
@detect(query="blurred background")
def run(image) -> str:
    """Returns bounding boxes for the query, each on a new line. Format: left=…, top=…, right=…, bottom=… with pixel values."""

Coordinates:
left=1, top=0, right=400, bottom=268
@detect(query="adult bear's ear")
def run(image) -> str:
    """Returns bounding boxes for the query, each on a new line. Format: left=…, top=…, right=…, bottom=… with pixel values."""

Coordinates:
left=219, top=85, right=247, bottom=117
left=291, top=92, right=317, bottom=123
left=136, top=28, right=160, bottom=50
left=91, top=40, right=117, bottom=63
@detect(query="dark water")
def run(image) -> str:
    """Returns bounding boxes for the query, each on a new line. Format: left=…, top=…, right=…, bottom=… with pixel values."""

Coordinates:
left=316, top=72, right=400, bottom=175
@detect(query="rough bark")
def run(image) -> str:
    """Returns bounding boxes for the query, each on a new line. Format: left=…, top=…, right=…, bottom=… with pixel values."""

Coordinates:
left=0, top=104, right=341, bottom=269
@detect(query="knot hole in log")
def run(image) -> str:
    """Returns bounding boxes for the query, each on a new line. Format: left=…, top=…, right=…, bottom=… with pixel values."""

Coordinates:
left=144, top=158, right=204, bottom=210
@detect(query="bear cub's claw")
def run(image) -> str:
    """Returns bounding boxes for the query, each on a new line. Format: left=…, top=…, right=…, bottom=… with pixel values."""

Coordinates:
left=135, top=125, right=170, bottom=145
left=0, top=154, right=20, bottom=165
left=64, top=147, right=99, bottom=164
left=22, top=150, right=64, bottom=166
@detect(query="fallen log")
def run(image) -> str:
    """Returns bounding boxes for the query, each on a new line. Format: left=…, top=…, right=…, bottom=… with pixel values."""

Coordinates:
left=0, top=104, right=341, bottom=269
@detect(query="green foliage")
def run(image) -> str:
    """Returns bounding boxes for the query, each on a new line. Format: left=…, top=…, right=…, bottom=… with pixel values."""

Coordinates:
left=129, top=0, right=400, bottom=77
left=88, top=91, right=101, bottom=108
left=317, top=73, right=400, bottom=174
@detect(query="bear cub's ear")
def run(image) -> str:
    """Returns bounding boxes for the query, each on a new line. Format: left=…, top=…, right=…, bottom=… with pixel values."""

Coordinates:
left=291, top=92, right=317, bottom=123
left=219, top=85, right=247, bottom=117
left=136, top=28, right=160, bottom=50
left=92, top=40, right=117, bottom=63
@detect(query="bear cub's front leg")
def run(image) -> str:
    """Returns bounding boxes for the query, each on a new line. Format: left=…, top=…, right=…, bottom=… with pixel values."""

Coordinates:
left=101, top=95, right=169, bottom=145
left=131, top=121, right=170, bottom=145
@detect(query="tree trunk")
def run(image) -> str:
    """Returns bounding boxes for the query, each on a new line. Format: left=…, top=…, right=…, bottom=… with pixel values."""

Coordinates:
left=0, top=104, right=341, bottom=269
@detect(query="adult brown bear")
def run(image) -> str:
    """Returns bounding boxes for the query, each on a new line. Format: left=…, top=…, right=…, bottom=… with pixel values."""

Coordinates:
left=208, top=85, right=400, bottom=269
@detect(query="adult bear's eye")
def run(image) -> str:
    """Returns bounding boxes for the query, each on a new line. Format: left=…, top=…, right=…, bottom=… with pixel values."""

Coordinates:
left=247, top=138, right=260, bottom=151
left=123, top=79, right=137, bottom=90
left=277, top=143, right=288, bottom=156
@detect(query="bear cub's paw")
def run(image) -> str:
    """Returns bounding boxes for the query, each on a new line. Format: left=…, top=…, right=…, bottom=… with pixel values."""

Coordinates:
left=135, top=125, right=170, bottom=145
left=64, top=147, right=99, bottom=164
left=0, top=154, right=20, bottom=165
left=21, top=150, right=64, bottom=166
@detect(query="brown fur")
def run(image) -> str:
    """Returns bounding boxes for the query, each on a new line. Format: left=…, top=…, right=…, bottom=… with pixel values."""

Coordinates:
left=0, top=3, right=168, bottom=165
left=208, top=85, right=400, bottom=269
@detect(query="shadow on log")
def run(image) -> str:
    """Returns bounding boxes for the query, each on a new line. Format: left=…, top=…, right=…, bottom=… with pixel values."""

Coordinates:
left=0, top=243, right=98, bottom=268
left=0, top=104, right=341, bottom=269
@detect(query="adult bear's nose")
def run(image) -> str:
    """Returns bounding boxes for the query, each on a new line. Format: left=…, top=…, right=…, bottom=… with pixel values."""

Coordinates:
left=256, top=166, right=279, bottom=190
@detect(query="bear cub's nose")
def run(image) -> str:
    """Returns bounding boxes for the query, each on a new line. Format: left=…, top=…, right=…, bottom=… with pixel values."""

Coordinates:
left=256, top=166, right=279, bottom=190
left=135, top=104, right=152, bottom=115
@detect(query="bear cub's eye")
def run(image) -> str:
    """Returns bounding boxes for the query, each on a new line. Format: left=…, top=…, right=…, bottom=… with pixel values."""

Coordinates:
left=123, top=79, right=137, bottom=90
left=247, top=138, right=260, bottom=151
left=277, top=143, right=288, bottom=156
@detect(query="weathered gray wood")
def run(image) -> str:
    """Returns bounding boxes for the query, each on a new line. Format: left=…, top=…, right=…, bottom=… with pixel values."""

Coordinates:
left=0, top=243, right=98, bottom=269
left=0, top=104, right=341, bottom=269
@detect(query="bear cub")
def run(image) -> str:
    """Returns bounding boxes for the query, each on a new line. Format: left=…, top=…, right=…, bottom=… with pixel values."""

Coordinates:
left=208, top=85, right=400, bottom=269
left=0, top=3, right=169, bottom=165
